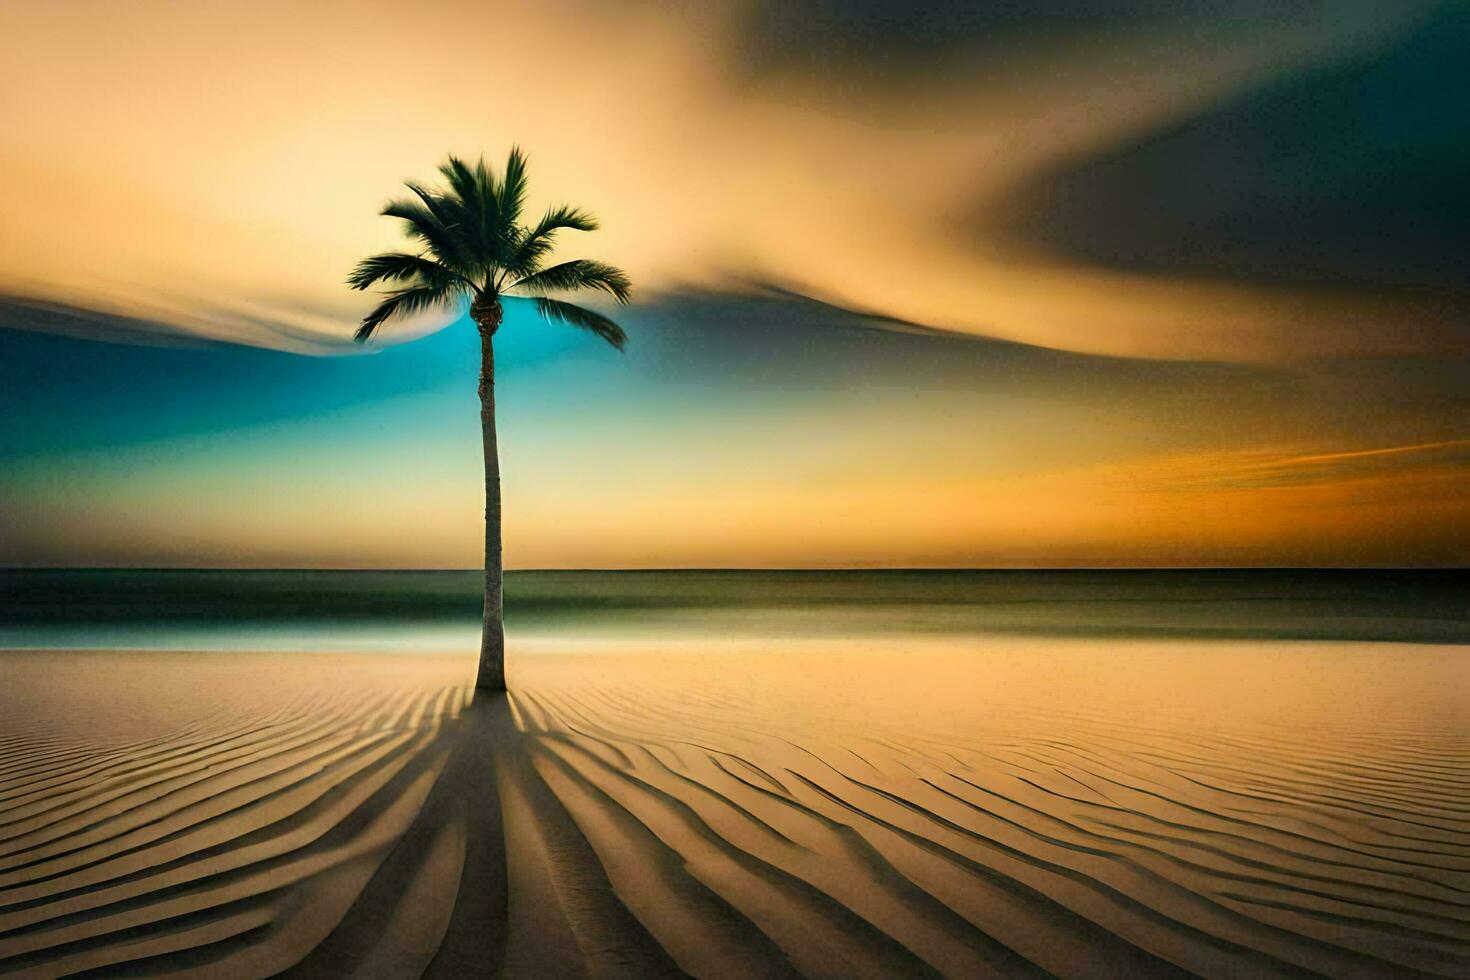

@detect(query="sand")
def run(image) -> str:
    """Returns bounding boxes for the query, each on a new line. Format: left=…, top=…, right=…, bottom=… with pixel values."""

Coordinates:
left=0, top=638, right=1466, bottom=978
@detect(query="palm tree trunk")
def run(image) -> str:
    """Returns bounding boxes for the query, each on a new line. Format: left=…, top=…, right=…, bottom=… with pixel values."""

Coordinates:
left=475, top=305, right=506, bottom=691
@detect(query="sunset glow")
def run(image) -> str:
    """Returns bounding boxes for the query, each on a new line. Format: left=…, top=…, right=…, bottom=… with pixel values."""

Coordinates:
left=1, top=0, right=1465, bottom=568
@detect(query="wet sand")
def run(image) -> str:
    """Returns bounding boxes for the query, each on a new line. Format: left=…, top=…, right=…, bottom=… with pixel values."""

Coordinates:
left=0, top=638, right=1466, bottom=977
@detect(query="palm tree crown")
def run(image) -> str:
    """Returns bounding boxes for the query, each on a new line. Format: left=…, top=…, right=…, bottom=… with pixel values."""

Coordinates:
left=348, top=147, right=631, bottom=345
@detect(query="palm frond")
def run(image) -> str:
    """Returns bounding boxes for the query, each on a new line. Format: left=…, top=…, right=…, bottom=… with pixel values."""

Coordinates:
left=381, top=198, right=477, bottom=277
left=428, top=161, right=497, bottom=266
left=509, top=205, right=598, bottom=276
left=498, top=146, right=529, bottom=229
left=532, top=297, right=627, bottom=350
left=536, top=204, right=598, bottom=234
left=469, top=157, right=496, bottom=265
left=511, top=260, right=631, bottom=303
left=437, top=153, right=523, bottom=275
left=406, top=181, right=477, bottom=256
left=355, top=284, right=466, bottom=342
left=438, top=156, right=490, bottom=218
left=347, top=252, right=466, bottom=291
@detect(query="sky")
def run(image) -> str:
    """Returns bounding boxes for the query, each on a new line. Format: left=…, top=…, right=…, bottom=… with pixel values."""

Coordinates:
left=0, top=0, right=1466, bottom=568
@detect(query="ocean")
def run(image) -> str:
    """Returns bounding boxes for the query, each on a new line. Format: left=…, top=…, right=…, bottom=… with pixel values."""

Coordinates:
left=0, top=568, right=1465, bottom=652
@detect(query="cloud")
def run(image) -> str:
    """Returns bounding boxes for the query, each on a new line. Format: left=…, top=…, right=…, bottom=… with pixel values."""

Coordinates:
left=731, top=1, right=1362, bottom=77
left=1117, top=439, right=1470, bottom=494
left=1, top=277, right=1275, bottom=400
left=0, top=288, right=466, bottom=355
left=622, top=282, right=1284, bottom=403
left=0, top=295, right=228, bottom=350
left=2, top=0, right=1451, bottom=363
left=989, top=4, right=1470, bottom=300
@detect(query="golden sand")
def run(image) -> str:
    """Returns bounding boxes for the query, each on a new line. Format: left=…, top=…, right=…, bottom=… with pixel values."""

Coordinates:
left=0, top=639, right=1465, bottom=977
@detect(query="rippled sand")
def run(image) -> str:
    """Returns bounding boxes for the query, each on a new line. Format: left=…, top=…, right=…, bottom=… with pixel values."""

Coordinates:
left=0, top=639, right=1466, bottom=977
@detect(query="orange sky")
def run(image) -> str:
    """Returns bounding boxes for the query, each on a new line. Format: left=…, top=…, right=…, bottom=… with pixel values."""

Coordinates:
left=0, top=1, right=1465, bottom=568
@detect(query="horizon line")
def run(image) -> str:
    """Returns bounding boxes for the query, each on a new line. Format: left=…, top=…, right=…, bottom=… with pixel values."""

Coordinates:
left=2, top=565, right=1465, bottom=574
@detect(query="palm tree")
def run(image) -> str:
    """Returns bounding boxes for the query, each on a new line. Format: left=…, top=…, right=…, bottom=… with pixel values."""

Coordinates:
left=349, top=148, right=631, bottom=692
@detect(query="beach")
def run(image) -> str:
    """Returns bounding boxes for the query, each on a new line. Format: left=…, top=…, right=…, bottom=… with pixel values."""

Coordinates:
left=0, top=572, right=1466, bottom=977
left=4, top=0, right=1467, bottom=973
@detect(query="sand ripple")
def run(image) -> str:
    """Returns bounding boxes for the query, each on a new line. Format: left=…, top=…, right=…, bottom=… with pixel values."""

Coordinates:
left=500, top=642, right=1470, bottom=978
left=0, top=640, right=1466, bottom=977
left=0, top=654, right=469, bottom=978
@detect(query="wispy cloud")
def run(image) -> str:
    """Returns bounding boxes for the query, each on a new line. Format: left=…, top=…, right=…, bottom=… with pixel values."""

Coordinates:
left=0, top=0, right=1454, bottom=361
left=1112, top=440, right=1470, bottom=495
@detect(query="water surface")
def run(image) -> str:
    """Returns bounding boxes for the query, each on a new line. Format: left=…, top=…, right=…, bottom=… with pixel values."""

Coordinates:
left=1, top=569, right=1464, bottom=650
